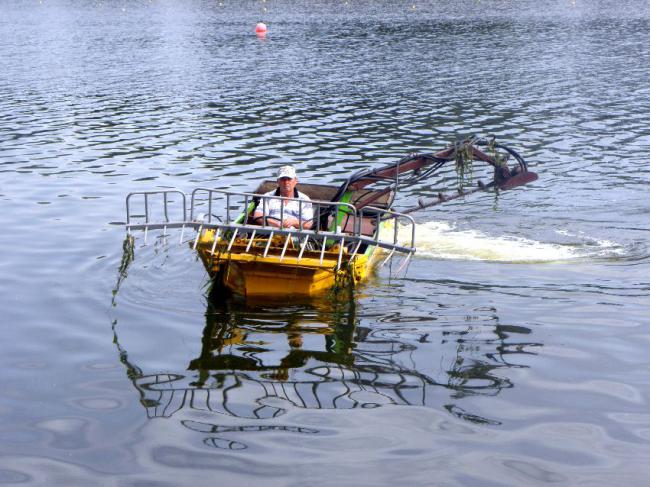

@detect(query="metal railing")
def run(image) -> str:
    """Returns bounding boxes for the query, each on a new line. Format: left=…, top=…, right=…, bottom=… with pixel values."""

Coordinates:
left=189, top=188, right=356, bottom=232
left=126, top=190, right=187, bottom=226
left=360, top=206, right=416, bottom=274
left=123, top=188, right=417, bottom=271
left=131, top=363, right=435, bottom=420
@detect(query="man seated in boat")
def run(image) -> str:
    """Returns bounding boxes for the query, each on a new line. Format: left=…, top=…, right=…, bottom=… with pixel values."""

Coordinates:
left=252, top=165, right=314, bottom=229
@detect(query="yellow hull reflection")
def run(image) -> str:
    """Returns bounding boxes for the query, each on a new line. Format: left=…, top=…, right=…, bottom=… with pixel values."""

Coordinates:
left=196, top=231, right=378, bottom=299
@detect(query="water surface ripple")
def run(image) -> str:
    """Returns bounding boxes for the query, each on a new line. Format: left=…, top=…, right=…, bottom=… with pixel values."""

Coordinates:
left=1, top=0, right=650, bottom=485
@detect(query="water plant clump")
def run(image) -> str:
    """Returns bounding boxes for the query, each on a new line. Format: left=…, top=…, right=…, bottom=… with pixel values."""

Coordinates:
left=453, top=136, right=510, bottom=191
left=454, top=137, right=477, bottom=190
left=486, top=136, right=509, bottom=169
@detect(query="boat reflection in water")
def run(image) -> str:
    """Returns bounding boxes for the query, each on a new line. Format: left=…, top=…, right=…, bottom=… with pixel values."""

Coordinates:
left=113, top=248, right=541, bottom=449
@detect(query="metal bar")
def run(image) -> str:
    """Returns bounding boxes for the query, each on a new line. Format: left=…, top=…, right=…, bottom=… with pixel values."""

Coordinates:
left=396, top=252, right=413, bottom=277
left=375, top=211, right=381, bottom=243
left=262, top=197, right=267, bottom=226
left=208, top=193, right=213, bottom=224
left=380, top=248, right=396, bottom=268
left=280, top=235, right=291, bottom=262
left=210, top=228, right=221, bottom=255
left=393, top=215, right=398, bottom=244
left=336, top=237, right=344, bottom=270
left=355, top=207, right=361, bottom=235
left=193, top=224, right=204, bottom=250
left=320, top=236, right=327, bottom=265
left=312, top=202, right=318, bottom=232
left=125, top=220, right=414, bottom=254
left=243, top=195, right=249, bottom=224
left=245, top=229, right=256, bottom=252
left=358, top=237, right=413, bottom=254
left=225, top=194, right=231, bottom=225
left=190, top=189, right=198, bottom=221
left=410, top=219, right=416, bottom=249
left=144, top=193, right=149, bottom=223
left=350, top=239, right=362, bottom=261
left=207, top=229, right=218, bottom=266
left=144, top=225, right=148, bottom=245
left=297, top=236, right=309, bottom=262
left=263, top=231, right=274, bottom=258
left=124, top=222, right=318, bottom=236
left=126, top=221, right=198, bottom=231
left=226, top=229, right=239, bottom=252
left=163, top=192, right=169, bottom=222
left=126, top=193, right=132, bottom=225
left=180, top=224, right=185, bottom=244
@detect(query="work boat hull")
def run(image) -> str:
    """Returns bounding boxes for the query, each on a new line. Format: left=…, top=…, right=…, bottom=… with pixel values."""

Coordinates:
left=196, top=232, right=380, bottom=299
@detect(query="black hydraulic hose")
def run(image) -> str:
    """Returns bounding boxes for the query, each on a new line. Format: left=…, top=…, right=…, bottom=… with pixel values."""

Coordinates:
left=473, top=137, right=528, bottom=172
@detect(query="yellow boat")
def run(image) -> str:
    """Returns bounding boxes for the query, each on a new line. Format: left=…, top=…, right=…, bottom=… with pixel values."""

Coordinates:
left=196, top=232, right=378, bottom=299
left=122, top=137, right=537, bottom=301
left=191, top=180, right=406, bottom=300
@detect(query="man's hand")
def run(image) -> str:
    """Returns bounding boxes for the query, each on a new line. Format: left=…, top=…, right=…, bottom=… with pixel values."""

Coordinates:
left=282, top=217, right=300, bottom=228
left=252, top=211, right=311, bottom=229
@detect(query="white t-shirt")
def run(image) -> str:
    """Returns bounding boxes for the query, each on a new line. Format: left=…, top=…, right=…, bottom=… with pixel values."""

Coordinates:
left=260, top=189, right=313, bottom=222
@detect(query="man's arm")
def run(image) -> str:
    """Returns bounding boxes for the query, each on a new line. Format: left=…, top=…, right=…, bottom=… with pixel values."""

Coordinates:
left=299, top=196, right=313, bottom=229
left=252, top=193, right=282, bottom=227
left=252, top=209, right=284, bottom=227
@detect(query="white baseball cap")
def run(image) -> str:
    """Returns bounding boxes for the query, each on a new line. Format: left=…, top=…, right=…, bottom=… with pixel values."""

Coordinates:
left=277, top=165, right=297, bottom=179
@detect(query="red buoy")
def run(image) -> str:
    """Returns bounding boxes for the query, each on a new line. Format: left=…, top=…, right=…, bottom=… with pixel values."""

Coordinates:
left=255, top=22, right=267, bottom=34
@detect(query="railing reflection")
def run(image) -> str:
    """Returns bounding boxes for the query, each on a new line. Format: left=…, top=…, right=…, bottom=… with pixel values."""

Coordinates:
left=114, top=295, right=541, bottom=426
left=112, top=242, right=542, bottom=448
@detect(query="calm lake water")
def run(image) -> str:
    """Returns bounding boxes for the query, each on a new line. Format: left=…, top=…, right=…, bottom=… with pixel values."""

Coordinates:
left=1, top=0, right=650, bottom=485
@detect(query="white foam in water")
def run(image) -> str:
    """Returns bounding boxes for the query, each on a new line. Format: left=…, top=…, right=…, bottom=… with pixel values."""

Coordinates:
left=380, top=220, right=604, bottom=263
left=555, top=228, right=624, bottom=254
